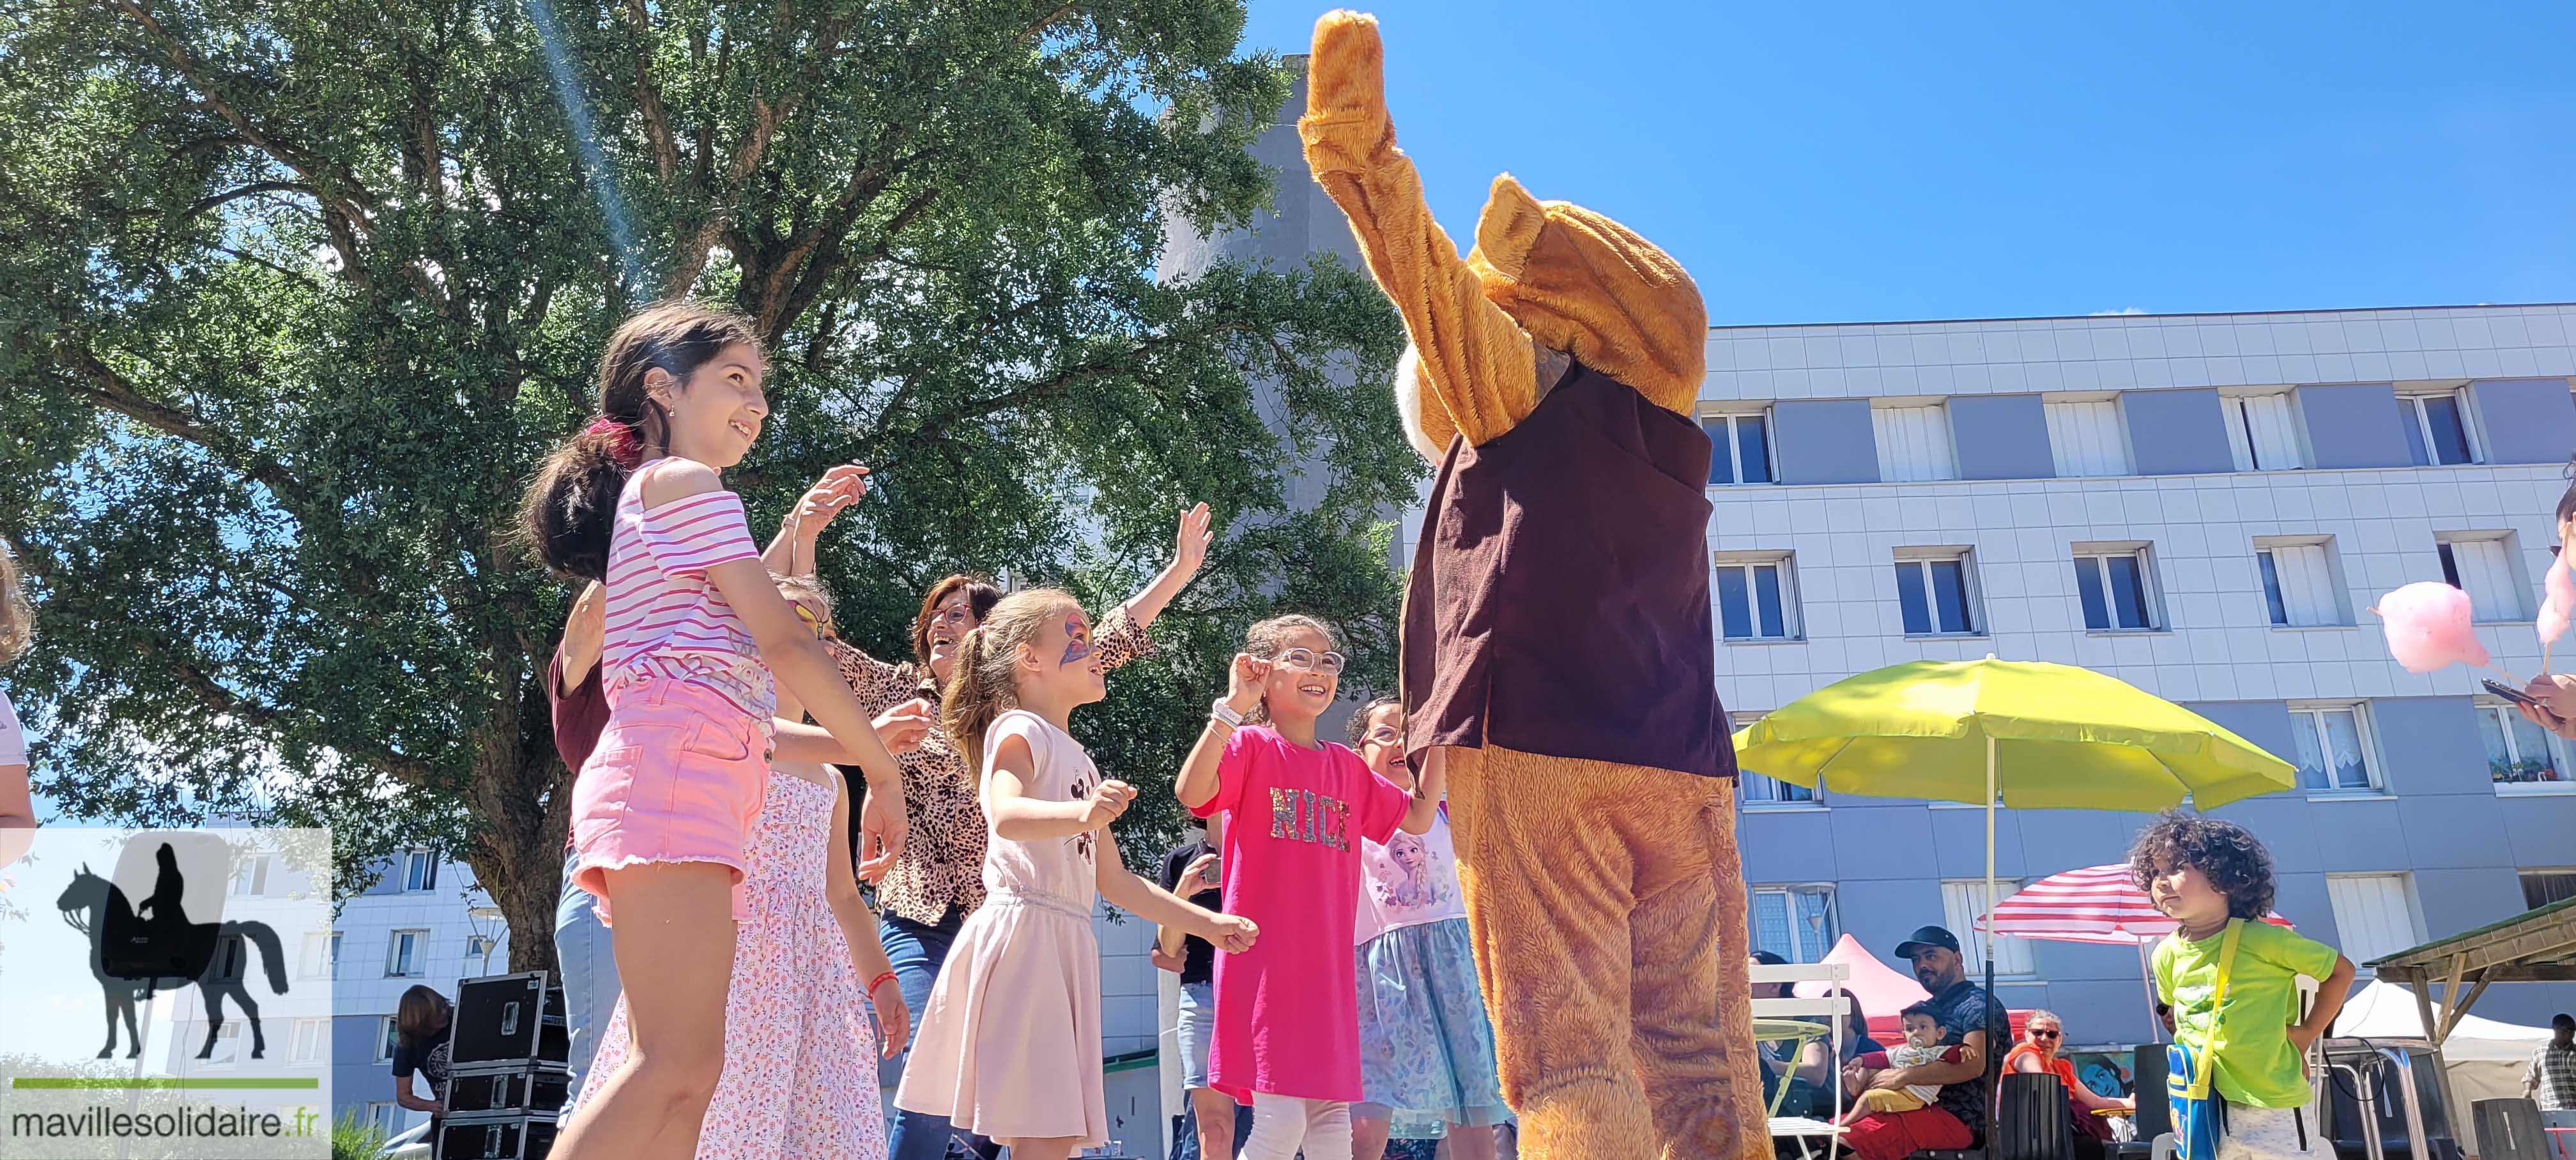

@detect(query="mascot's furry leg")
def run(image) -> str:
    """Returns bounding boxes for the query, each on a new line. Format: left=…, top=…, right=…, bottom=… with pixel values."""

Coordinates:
left=1445, top=745, right=1765, bottom=1159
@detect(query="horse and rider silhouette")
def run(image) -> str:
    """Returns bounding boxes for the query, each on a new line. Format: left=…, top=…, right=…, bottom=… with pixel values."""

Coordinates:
left=54, top=842, right=288, bottom=1060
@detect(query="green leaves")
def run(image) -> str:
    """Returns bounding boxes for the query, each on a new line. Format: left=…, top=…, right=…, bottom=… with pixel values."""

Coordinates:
left=0, top=0, right=1416, bottom=961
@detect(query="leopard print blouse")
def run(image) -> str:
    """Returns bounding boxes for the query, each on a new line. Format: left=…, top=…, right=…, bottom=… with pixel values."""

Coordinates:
left=831, top=607, right=1156, bottom=926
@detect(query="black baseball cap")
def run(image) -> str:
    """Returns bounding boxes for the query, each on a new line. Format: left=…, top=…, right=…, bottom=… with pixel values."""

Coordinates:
left=1894, top=926, right=1961, bottom=959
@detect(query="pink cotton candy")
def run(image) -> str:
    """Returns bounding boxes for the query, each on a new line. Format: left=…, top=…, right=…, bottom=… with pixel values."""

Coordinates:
left=2371, top=582, right=2490, bottom=674
left=2541, top=556, right=2576, bottom=645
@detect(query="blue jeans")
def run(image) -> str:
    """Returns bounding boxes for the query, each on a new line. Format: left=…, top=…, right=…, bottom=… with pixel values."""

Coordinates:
left=1172, top=1092, right=1255, bottom=1160
left=882, top=908, right=997, bottom=1160
left=553, top=849, right=619, bottom=1093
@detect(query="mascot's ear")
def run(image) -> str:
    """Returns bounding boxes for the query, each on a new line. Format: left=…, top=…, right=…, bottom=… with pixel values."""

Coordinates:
left=1392, top=344, right=1453, bottom=464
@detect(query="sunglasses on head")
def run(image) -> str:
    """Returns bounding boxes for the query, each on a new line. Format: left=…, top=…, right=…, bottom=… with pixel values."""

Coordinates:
left=793, top=602, right=836, bottom=641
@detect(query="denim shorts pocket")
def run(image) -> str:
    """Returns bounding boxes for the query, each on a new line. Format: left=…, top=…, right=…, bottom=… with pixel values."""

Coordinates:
left=678, top=718, right=754, bottom=763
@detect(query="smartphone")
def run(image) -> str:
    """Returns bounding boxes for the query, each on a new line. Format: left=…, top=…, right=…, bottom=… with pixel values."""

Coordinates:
left=2483, top=678, right=2539, bottom=707
left=860, top=467, right=886, bottom=505
left=1202, top=857, right=1222, bottom=885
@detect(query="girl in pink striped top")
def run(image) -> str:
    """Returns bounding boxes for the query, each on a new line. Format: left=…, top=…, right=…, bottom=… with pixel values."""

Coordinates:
left=521, top=302, right=912, bottom=1160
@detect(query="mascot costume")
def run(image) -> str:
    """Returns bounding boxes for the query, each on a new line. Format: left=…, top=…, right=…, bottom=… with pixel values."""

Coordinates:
left=1301, top=11, right=1764, bottom=1159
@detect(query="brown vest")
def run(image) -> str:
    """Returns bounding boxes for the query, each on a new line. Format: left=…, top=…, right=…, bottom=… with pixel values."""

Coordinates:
left=1400, top=362, right=1735, bottom=779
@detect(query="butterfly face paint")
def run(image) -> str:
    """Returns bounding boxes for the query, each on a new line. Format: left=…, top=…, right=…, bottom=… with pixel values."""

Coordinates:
left=1060, top=614, right=1094, bottom=667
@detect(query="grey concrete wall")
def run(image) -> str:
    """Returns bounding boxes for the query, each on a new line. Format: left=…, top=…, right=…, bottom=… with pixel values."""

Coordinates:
left=1772, top=399, right=1882, bottom=485
left=2471, top=378, right=2576, bottom=466
left=1951, top=394, right=2057, bottom=481
left=2122, top=388, right=2237, bottom=475
left=2297, top=383, right=2412, bottom=470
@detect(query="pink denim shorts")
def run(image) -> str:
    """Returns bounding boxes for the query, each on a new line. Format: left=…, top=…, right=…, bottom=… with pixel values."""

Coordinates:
left=569, top=675, right=770, bottom=926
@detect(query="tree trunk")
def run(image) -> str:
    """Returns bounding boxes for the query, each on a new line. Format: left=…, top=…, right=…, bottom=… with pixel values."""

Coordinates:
left=459, top=690, right=573, bottom=977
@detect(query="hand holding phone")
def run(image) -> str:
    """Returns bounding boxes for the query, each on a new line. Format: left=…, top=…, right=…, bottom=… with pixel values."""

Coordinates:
left=2483, top=678, right=2538, bottom=707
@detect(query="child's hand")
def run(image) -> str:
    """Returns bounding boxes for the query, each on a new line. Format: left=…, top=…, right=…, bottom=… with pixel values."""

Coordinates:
left=1225, top=653, right=1269, bottom=716
left=1078, top=779, right=1138, bottom=830
left=1183, top=851, right=1220, bottom=887
left=868, top=972, right=910, bottom=1058
left=873, top=698, right=937, bottom=756
left=1206, top=913, right=1259, bottom=954
left=786, top=464, right=870, bottom=541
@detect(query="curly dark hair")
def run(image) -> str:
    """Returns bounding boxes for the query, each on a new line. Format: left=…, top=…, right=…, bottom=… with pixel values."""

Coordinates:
left=2127, top=807, right=2276, bottom=920
left=1346, top=697, right=1400, bottom=745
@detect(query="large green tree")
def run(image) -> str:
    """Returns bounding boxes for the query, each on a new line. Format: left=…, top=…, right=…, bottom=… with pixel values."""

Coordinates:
left=0, top=0, right=1413, bottom=966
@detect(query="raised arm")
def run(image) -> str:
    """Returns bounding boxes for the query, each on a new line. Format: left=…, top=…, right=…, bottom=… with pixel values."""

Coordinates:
left=1301, top=10, right=1538, bottom=452
left=1176, top=655, right=1265, bottom=812
left=760, top=464, right=868, bottom=578
left=556, top=583, right=605, bottom=692
left=1114, top=503, right=1212, bottom=632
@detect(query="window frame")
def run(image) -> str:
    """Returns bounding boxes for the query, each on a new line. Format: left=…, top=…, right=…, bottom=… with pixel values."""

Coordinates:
left=2254, top=537, right=2350, bottom=629
left=387, top=929, right=428, bottom=978
left=2043, top=394, right=2135, bottom=478
left=1703, top=408, right=1777, bottom=487
left=2436, top=532, right=2527, bottom=623
left=2324, top=872, right=2426, bottom=977
left=366, top=1103, right=399, bottom=1135
left=2398, top=388, right=2483, bottom=468
left=2476, top=698, right=2576, bottom=795
left=1871, top=401, right=1961, bottom=484
left=2073, top=543, right=2163, bottom=632
left=2520, top=869, right=2576, bottom=911
left=2220, top=390, right=2309, bottom=472
left=1749, top=883, right=1841, bottom=964
left=1942, top=878, right=2040, bottom=980
left=2287, top=701, right=2385, bottom=796
left=290, top=1018, right=328, bottom=1065
left=228, top=854, right=269, bottom=898
left=1713, top=552, right=1803, bottom=643
left=1731, top=712, right=1822, bottom=809
left=328, top=931, right=342, bottom=978
left=401, top=850, right=437, bottom=894
left=1894, top=549, right=1983, bottom=637
left=375, top=1018, right=399, bottom=1064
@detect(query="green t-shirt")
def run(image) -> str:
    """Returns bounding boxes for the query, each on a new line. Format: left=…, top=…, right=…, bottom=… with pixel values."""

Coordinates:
left=2154, top=919, right=2340, bottom=1108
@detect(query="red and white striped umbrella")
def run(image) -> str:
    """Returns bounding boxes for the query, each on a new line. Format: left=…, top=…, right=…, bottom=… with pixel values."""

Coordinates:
left=1976, top=863, right=2292, bottom=945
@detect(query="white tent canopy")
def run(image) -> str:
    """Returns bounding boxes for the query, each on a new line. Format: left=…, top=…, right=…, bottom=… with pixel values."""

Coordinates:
left=2335, top=979, right=2552, bottom=1115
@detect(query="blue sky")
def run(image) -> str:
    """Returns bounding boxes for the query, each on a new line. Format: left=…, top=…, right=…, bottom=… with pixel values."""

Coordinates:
left=1236, top=1, right=2576, bottom=325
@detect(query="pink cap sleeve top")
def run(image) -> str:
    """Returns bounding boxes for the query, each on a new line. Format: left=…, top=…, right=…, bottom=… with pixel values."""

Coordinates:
left=602, top=459, right=771, bottom=722
left=1192, top=724, right=1411, bottom=1103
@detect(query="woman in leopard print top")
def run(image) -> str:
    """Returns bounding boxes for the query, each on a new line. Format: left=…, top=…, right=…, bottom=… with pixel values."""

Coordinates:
left=763, top=467, right=1212, bottom=1159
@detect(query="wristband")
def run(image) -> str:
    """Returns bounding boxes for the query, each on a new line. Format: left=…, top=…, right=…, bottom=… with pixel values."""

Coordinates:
left=868, top=971, right=899, bottom=996
left=1210, top=699, right=1245, bottom=728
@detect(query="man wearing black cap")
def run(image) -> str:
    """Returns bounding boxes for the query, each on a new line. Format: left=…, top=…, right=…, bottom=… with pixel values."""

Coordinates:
left=1843, top=926, right=1993, bottom=1160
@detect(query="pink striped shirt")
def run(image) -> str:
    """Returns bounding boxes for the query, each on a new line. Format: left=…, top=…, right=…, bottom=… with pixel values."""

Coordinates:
left=602, top=458, right=774, bottom=724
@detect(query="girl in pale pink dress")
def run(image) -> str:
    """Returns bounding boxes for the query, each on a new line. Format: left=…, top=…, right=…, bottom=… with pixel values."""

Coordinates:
left=894, top=589, right=1257, bottom=1160
left=569, top=577, right=926, bottom=1158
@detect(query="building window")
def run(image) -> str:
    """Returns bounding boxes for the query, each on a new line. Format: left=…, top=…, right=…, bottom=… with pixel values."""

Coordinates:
left=2221, top=392, right=2306, bottom=471
left=1751, top=885, right=1838, bottom=963
left=387, top=929, right=427, bottom=978
left=1942, top=879, right=2038, bottom=978
left=2326, top=873, right=2424, bottom=972
left=2256, top=538, right=2345, bottom=627
left=378, top=1018, right=400, bottom=1063
left=1732, top=712, right=1818, bottom=807
left=2074, top=546, right=2160, bottom=632
left=329, top=931, right=342, bottom=977
left=366, top=1103, right=398, bottom=1134
left=2437, top=535, right=2525, bottom=622
left=228, top=855, right=270, bottom=897
left=202, top=1023, right=241, bottom=1069
left=298, top=932, right=332, bottom=979
left=1895, top=551, right=1981, bottom=636
left=2045, top=397, right=2132, bottom=477
left=1705, top=411, right=1774, bottom=485
left=401, top=850, right=438, bottom=893
left=2398, top=390, right=2480, bottom=467
left=291, top=1019, right=328, bottom=1065
left=2478, top=699, right=2572, bottom=792
left=1873, top=403, right=1958, bottom=482
left=2289, top=703, right=2380, bottom=794
left=2521, top=870, right=2576, bottom=911
left=1715, top=554, right=1800, bottom=641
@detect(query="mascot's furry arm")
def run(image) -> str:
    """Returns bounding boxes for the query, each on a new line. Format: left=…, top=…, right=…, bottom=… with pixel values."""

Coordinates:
left=1298, top=10, right=1535, bottom=461
left=1301, top=11, right=1710, bottom=455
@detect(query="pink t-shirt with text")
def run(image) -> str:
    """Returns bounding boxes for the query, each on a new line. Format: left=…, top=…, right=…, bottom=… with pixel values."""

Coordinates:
left=1192, top=724, right=1409, bottom=1103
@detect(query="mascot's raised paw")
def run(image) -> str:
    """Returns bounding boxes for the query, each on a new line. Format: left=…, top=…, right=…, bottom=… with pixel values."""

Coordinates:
left=1304, top=10, right=1390, bottom=162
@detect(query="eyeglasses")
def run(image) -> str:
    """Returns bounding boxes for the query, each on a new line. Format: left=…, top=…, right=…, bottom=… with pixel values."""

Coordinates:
left=794, top=603, right=836, bottom=641
left=1363, top=728, right=1401, bottom=747
left=1274, top=647, right=1346, bottom=676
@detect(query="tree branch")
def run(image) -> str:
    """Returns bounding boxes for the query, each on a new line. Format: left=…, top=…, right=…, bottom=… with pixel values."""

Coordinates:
left=52, top=339, right=318, bottom=510
left=623, top=0, right=682, bottom=181
left=1023, top=3, right=1078, bottom=40
left=174, top=181, right=314, bottom=223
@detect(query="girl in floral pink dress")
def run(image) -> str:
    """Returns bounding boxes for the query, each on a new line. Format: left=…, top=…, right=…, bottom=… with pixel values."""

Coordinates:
left=569, top=577, right=921, bottom=1158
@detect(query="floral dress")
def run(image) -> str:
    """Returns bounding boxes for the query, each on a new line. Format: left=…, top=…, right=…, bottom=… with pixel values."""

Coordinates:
left=830, top=608, right=1154, bottom=926
left=567, top=772, right=885, bottom=1158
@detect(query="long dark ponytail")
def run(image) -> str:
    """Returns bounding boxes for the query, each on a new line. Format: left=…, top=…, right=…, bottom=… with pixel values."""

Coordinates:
left=518, top=301, right=762, bottom=581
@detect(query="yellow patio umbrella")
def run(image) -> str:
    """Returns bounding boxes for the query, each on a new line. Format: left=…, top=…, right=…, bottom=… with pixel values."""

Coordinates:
left=1730, top=657, right=2297, bottom=1065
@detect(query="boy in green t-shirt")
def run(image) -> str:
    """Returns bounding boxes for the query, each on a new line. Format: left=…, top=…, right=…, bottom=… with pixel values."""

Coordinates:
left=2131, top=809, right=2356, bottom=1160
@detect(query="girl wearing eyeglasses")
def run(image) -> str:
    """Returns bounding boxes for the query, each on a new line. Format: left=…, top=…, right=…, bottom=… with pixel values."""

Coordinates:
left=1174, top=617, right=1445, bottom=1159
